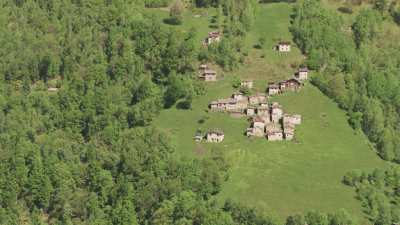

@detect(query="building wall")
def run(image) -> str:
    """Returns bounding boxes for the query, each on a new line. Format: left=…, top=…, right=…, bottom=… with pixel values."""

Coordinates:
left=253, top=121, right=265, bottom=130
left=204, top=75, right=217, bottom=81
left=207, top=134, right=224, bottom=142
left=268, top=133, right=283, bottom=141
left=279, top=45, right=291, bottom=52
left=298, top=71, right=308, bottom=80
left=269, top=88, right=280, bottom=95
left=247, top=108, right=255, bottom=116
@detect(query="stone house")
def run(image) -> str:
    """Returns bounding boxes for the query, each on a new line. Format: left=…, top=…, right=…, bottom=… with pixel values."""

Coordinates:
left=283, top=122, right=295, bottom=140
left=268, top=83, right=280, bottom=95
left=246, top=106, right=256, bottom=116
left=205, top=31, right=221, bottom=45
left=279, top=78, right=302, bottom=92
left=246, top=117, right=265, bottom=137
left=277, top=41, right=291, bottom=52
left=199, top=64, right=208, bottom=71
left=267, top=130, right=283, bottom=141
left=257, top=105, right=270, bottom=117
left=241, top=80, right=253, bottom=89
left=266, top=123, right=283, bottom=141
left=206, top=129, right=224, bottom=143
left=252, top=116, right=266, bottom=130
left=194, top=130, right=203, bottom=142
left=283, top=114, right=302, bottom=125
left=249, top=93, right=267, bottom=105
left=271, top=102, right=283, bottom=123
left=232, top=92, right=246, bottom=101
left=296, top=67, right=309, bottom=80
left=209, top=98, right=236, bottom=111
left=199, top=69, right=217, bottom=82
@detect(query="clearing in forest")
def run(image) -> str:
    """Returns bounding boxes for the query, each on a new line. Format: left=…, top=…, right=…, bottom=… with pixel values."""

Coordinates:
left=153, top=2, right=386, bottom=223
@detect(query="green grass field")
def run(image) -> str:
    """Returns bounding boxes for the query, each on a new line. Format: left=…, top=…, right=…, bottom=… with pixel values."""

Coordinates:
left=152, top=2, right=387, bottom=223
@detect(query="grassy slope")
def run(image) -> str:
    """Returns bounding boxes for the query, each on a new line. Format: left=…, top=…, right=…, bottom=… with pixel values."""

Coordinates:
left=152, top=3, right=386, bottom=223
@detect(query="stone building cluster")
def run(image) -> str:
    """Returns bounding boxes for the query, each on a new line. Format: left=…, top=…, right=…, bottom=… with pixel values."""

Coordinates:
left=209, top=92, right=268, bottom=115
left=268, top=67, right=308, bottom=96
left=246, top=102, right=302, bottom=141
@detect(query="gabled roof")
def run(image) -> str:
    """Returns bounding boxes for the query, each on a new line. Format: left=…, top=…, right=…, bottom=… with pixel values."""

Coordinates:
left=271, top=102, right=282, bottom=109
left=269, top=84, right=279, bottom=89
left=299, top=67, right=309, bottom=72
left=208, top=129, right=224, bottom=135
left=278, top=41, right=291, bottom=45
left=204, top=69, right=217, bottom=75
left=208, top=31, right=221, bottom=38
left=253, top=116, right=265, bottom=123
left=280, top=78, right=302, bottom=85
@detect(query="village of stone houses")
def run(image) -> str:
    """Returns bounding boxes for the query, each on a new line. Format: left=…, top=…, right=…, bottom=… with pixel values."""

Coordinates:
left=195, top=31, right=309, bottom=143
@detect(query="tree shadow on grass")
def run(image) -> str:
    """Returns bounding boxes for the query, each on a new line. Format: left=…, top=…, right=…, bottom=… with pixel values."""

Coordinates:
left=163, top=18, right=181, bottom=25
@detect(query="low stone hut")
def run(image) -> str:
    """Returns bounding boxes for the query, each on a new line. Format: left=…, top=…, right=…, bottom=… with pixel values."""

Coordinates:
left=271, top=102, right=283, bottom=123
left=194, top=131, right=203, bottom=142
left=232, top=92, right=246, bottom=101
left=206, top=129, right=224, bottom=143
left=257, top=105, right=270, bottom=117
left=199, top=69, right=217, bottom=82
left=296, top=67, right=309, bottom=80
left=246, top=106, right=256, bottom=116
left=199, top=64, right=208, bottom=71
left=249, top=93, right=267, bottom=105
left=283, top=123, right=295, bottom=140
left=252, top=116, right=266, bottom=130
left=205, top=31, right=222, bottom=45
left=266, top=123, right=283, bottom=141
left=268, top=83, right=280, bottom=95
left=241, top=80, right=253, bottom=89
left=279, top=78, right=302, bottom=92
left=283, top=114, right=302, bottom=125
left=277, top=41, right=291, bottom=52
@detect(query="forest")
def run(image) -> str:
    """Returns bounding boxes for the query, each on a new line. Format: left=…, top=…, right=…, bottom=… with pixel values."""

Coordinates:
left=0, top=0, right=399, bottom=224
left=291, top=0, right=400, bottom=162
left=290, top=0, right=400, bottom=224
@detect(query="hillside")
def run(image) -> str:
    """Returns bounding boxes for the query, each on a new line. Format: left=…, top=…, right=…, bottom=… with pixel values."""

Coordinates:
left=153, top=2, right=387, bottom=222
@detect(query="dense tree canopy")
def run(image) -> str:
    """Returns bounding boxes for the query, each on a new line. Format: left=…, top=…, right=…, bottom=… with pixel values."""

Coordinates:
left=291, top=0, right=400, bottom=163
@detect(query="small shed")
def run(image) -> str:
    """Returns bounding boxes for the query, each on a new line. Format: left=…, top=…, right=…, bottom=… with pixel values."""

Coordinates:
left=249, top=93, right=267, bottom=105
left=199, top=69, right=217, bottom=82
left=268, top=83, right=280, bottom=95
left=283, top=114, right=302, bottom=125
left=252, top=116, right=266, bottom=130
left=279, top=78, right=302, bottom=92
left=271, top=102, right=283, bottom=123
left=194, top=130, right=204, bottom=142
left=206, top=129, right=225, bottom=143
left=241, top=80, right=253, bottom=89
left=246, top=106, right=256, bottom=116
left=296, top=67, right=309, bottom=80
left=277, top=41, right=291, bottom=52
left=257, top=105, right=269, bottom=117
left=232, top=92, right=246, bottom=101
left=266, top=123, right=283, bottom=141
left=205, top=31, right=222, bottom=45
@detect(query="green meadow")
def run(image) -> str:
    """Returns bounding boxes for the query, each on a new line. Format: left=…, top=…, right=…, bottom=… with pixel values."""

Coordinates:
left=153, top=2, right=386, bottom=223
